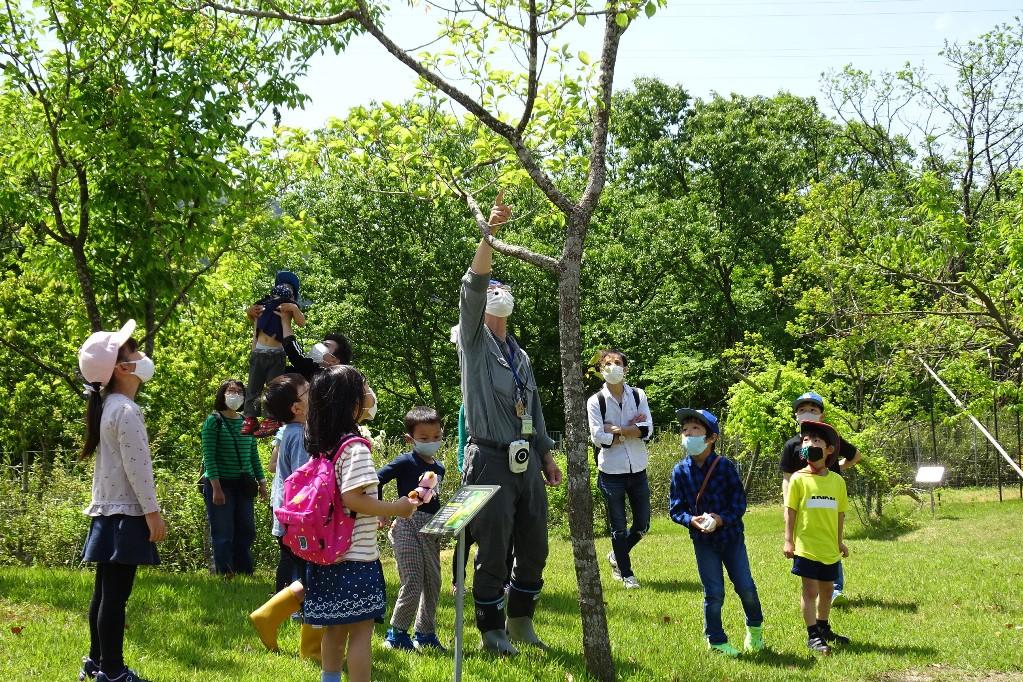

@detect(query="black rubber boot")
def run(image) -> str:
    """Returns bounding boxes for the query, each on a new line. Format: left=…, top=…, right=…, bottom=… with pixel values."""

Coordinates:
left=506, top=580, right=546, bottom=648
left=475, top=594, right=517, bottom=656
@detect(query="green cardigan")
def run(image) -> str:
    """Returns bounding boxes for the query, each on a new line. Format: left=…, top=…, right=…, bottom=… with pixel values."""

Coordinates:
left=200, top=413, right=264, bottom=481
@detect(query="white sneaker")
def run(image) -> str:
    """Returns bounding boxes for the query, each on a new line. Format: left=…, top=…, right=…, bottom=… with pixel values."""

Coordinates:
left=607, top=551, right=622, bottom=580
left=622, top=576, right=640, bottom=589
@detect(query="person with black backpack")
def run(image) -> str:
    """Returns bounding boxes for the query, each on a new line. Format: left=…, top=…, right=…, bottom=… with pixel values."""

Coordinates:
left=586, top=349, right=653, bottom=589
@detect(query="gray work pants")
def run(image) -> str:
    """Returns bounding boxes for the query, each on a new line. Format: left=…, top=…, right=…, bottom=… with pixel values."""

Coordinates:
left=245, top=348, right=286, bottom=418
left=463, top=442, right=549, bottom=602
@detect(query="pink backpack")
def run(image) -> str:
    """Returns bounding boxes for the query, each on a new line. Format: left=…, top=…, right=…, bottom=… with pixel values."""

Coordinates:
left=275, top=434, right=370, bottom=565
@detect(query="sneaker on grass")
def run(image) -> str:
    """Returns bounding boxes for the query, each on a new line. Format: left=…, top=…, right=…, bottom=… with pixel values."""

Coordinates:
left=708, top=641, right=741, bottom=658
left=95, top=668, right=151, bottom=682
left=384, top=627, right=416, bottom=651
left=819, top=622, right=850, bottom=645
left=78, top=657, right=99, bottom=681
left=622, top=575, right=640, bottom=589
left=607, top=550, right=621, bottom=581
left=743, top=625, right=766, bottom=652
left=413, top=632, right=447, bottom=652
left=831, top=591, right=849, bottom=607
left=807, top=632, right=831, bottom=655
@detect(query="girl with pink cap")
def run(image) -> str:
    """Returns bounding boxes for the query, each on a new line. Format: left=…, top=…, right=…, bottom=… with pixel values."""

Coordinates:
left=77, top=320, right=166, bottom=682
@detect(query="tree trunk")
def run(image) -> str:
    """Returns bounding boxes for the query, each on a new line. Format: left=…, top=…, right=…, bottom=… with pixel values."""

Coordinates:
left=70, top=239, right=103, bottom=332
left=557, top=245, right=615, bottom=682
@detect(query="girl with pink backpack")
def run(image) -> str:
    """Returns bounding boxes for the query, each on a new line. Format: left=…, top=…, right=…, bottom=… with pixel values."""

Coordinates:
left=300, top=365, right=415, bottom=682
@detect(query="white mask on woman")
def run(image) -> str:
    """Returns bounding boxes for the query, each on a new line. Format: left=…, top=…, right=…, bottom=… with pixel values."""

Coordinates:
left=225, top=394, right=244, bottom=411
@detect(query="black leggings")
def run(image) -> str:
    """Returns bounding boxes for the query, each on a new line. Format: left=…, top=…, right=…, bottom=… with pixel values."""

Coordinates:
left=88, top=562, right=138, bottom=675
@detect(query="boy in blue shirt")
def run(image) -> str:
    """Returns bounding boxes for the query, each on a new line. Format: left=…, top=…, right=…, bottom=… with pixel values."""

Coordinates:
left=669, top=408, right=765, bottom=657
left=377, top=406, right=447, bottom=652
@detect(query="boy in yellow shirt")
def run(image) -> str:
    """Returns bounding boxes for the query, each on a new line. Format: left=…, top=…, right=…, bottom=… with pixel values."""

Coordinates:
left=783, top=420, right=850, bottom=655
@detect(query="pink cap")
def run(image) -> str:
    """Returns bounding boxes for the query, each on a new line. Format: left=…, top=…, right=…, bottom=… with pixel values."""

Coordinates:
left=78, top=320, right=137, bottom=385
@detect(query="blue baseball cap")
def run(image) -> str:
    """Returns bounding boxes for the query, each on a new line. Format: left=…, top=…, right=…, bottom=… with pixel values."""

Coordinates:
left=675, top=408, right=720, bottom=435
left=275, top=270, right=300, bottom=297
left=792, top=392, right=825, bottom=412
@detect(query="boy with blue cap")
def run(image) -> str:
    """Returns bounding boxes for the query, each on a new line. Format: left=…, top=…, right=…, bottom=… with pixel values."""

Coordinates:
left=779, top=392, right=860, bottom=605
left=669, top=408, right=765, bottom=657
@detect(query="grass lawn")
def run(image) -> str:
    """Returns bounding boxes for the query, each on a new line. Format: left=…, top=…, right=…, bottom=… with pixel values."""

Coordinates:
left=2, top=487, right=1022, bottom=681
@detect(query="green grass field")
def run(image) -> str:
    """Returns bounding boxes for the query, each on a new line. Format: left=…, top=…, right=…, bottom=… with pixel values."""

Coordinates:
left=2, top=488, right=1022, bottom=681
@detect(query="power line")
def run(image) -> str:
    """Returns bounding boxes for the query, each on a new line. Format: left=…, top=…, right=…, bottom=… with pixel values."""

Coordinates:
left=661, top=8, right=1020, bottom=18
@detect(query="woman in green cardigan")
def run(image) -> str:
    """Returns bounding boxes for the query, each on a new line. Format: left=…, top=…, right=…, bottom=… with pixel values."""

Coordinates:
left=201, top=378, right=268, bottom=575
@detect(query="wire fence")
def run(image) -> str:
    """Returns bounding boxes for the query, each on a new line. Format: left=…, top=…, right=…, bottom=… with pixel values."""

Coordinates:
left=4, top=407, right=1023, bottom=507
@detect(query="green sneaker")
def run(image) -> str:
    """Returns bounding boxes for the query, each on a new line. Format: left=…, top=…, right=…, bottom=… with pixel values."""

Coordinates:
left=708, top=641, right=741, bottom=658
left=744, top=625, right=765, bottom=652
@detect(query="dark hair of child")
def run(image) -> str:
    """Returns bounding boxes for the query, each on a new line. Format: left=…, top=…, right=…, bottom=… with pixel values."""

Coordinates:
left=305, top=365, right=365, bottom=457
left=404, top=406, right=441, bottom=435
left=81, top=338, right=138, bottom=459
left=262, top=373, right=308, bottom=423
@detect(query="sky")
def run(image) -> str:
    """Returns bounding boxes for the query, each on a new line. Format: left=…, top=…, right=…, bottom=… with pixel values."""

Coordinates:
left=276, top=0, right=1022, bottom=130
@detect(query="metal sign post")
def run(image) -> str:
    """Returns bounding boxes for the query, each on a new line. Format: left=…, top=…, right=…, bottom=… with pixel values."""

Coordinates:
left=915, top=465, right=945, bottom=515
left=420, top=484, right=501, bottom=682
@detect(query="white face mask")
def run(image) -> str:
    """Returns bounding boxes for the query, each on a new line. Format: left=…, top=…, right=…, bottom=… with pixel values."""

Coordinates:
left=361, top=387, right=378, bottom=422
left=131, top=355, right=155, bottom=383
left=414, top=440, right=443, bottom=458
left=601, top=364, right=625, bottom=385
left=486, top=289, right=515, bottom=318
left=795, top=411, right=822, bottom=424
left=683, top=435, right=708, bottom=456
left=224, top=394, right=244, bottom=411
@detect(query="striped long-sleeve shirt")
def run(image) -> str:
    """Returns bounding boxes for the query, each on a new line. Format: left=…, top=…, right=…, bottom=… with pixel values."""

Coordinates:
left=201, top=413, right=264, bottom=481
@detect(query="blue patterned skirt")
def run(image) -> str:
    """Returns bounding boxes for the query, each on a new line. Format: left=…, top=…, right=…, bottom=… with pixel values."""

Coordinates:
left=304, top=559, right=386, bottom=625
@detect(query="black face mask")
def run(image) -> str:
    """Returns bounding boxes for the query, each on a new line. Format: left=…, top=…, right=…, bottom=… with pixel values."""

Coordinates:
left=801, top=445, right=825, bottom=463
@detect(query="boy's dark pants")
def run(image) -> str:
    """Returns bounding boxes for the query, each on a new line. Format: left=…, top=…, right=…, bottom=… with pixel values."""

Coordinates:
left=245, top=348, right=286, bottom=418
left=598, top=470, right=651, bottom=579
left=693, top=536, right=763, bottom=644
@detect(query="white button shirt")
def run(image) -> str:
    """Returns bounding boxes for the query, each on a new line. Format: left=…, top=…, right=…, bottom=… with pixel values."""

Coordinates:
left=586, top=383, right=653, bottom=474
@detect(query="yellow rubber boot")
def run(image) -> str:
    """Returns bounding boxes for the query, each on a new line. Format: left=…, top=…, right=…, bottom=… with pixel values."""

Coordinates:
left=249, top=583, right=302, bottom=651
left=299, top=624, right=323, bottom=663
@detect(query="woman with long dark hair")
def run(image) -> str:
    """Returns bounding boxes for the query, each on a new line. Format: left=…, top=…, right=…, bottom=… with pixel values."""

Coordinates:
left=77, top=320, right=166, bottom=682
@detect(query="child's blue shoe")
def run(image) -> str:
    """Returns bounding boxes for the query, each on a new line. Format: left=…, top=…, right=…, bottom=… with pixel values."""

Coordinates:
left=383, top=627, right=416, bottom=651
left=413, top=632, right=448, bottom=652
left=94, top=668, right=151, bottom=682
left=78, top=657, right=100, bottom=681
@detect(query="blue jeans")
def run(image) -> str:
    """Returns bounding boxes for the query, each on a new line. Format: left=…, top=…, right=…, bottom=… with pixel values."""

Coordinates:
left=692, top=538, right=763, bottom=644
left=598, top=470, right=651, bottom=579
left=203, top=479, right=256, bottom=575
left=834, top=560, right=845, bottom=592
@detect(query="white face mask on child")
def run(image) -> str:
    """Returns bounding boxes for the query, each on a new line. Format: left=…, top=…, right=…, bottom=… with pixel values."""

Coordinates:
left=225, top=394, right=244, bottom=411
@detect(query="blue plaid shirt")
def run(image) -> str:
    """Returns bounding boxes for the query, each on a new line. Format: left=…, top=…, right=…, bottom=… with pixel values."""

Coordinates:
left=669, top=453, right=747, bottom=547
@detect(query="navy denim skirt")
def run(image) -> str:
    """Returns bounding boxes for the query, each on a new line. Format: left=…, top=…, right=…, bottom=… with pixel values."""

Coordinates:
left=81, top=514, right=160, bottom=566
